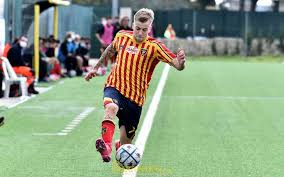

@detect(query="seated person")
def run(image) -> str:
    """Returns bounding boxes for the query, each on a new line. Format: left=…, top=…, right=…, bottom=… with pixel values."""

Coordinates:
left=7, top=36, right=38, bottom=94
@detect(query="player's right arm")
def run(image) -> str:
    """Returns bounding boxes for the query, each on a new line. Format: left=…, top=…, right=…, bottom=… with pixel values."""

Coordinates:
left=171, top=48, right=186, bottom=71
left=84, top=42, right=117, bottom=81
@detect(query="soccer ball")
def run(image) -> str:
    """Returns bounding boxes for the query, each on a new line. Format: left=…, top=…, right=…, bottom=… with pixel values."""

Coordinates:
left=115, top=144, right=141, bottom=169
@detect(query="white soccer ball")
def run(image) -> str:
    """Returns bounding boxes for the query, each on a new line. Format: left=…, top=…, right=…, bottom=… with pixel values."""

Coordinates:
left=115, top=144, right=141, bottom=169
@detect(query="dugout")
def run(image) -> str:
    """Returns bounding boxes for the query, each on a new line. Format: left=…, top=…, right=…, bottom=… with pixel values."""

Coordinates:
left=33, top=0, right=70, bottom=80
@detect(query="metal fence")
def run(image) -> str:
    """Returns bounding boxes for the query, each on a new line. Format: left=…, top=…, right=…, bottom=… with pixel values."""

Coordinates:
left=153, top=9, right=284, bottom=39
left=23, top=4, right=93, bottom=43
left=4, top=1, right=284, bottom=57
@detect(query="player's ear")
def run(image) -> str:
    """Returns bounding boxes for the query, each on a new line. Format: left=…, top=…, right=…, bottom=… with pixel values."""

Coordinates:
left=132, top=22, right=135, bottom=30
left=148, top=24, right=152, bottom=33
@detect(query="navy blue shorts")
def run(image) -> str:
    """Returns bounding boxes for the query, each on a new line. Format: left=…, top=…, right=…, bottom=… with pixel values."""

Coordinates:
left=103, top=87, right=142, bottom=139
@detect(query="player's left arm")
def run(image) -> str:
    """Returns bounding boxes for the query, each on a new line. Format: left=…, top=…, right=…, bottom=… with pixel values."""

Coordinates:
left=156, top=42, right=186, bottom=71
left=170, top=48, right=186, bottom=71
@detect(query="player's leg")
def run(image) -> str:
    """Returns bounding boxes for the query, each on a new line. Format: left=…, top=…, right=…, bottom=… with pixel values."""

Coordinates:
left=120, top=125, right=132, bottom=144
left=116, top=99, right=142, bottom=151
left=115, top=125, right=132, bottom=151
left=96, top=87, right=120, bottom=162
left=101, top=102, right=118, bottom=145
left=96, top=102, right=118, bottom=162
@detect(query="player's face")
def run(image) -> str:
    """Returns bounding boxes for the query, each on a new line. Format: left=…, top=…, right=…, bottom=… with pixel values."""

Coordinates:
left=133, top=21, right=151, bottom=43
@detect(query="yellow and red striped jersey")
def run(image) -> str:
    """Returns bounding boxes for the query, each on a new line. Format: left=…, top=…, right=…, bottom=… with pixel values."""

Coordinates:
left=105, top=30, right=176, bottom=106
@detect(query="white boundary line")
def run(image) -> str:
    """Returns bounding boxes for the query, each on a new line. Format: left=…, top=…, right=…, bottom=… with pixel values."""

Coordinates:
left=7, top=86, right=53, bottom=109
left=33, top=107, right=95, bottom=136
left=122, top=64, right=170, bottom=177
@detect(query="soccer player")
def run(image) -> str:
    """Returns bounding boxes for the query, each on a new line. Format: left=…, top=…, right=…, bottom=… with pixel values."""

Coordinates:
left=85, top=8, right=186, bottom=162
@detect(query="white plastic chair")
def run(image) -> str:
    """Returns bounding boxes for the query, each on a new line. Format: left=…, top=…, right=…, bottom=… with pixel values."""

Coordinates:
left=0, top=57, right=28, bottom=98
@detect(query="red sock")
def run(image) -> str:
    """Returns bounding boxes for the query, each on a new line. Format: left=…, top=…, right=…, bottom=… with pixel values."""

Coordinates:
left=101, top=120, right=115, bottom=145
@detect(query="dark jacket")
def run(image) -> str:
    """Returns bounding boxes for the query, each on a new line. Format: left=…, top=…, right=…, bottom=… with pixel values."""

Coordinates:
left=7, top=44, right=26, bottom=67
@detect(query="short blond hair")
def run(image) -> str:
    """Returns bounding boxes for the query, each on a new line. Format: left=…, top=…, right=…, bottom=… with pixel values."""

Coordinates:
left=134, top=8, right=154, bottom=24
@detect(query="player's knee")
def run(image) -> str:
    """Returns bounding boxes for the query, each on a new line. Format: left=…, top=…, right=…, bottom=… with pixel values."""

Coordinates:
left=105, top=103, right=119, bottom=119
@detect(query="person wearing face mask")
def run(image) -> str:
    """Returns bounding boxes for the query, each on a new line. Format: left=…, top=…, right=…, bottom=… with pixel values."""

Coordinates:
left=73, top=35, right=83, bottom=75
left=59, top=33, right=78, bottom=77
left=75, top=37, right=90, bottom=69
left=7, top=36, right=39, bottom=95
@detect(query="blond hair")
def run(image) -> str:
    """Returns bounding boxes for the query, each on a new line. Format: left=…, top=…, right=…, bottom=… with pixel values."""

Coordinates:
left=134, top=8, right=154, bottom=24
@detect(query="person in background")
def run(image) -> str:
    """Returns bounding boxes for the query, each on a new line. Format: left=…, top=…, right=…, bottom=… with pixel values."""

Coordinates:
left=73, top=35, right=83, bottom=76
left=7, top=36, right=38, bottom=94
left=76, top=37, right=90, bottom=70
left=45, top=38, right=61, bottom=80
left=96, top=17, right=114, bottom=70
left=164, top=24, right=176, bottom=39
left=59, top=33, right=77, bottom=77
left=113, top=16, right=132, bottom=37
left=112, top=16, right=120, bottom=33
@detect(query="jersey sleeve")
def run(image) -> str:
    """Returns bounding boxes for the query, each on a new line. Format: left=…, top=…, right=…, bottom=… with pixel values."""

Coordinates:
left=155, top=42, right=176, bottom=64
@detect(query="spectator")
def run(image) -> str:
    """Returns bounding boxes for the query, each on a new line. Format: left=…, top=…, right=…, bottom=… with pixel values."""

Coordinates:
left=208, top=24, right=216, bottom=38
left=73, top=34, right=83, bottom=76
left=76, top=37, right=90, bottom=69
left=164, top=24, right=176, bottom=39
left=96, top=17, right=114, bottom=69
left=7, top=36, right=38, bottom=94
left=112, top=16, right=120, bottom=34
left=113, top=16, right=132, bottom=37
left=59, top=33, right=78, bottom=77
left=45, top=38, right=61, bottom=80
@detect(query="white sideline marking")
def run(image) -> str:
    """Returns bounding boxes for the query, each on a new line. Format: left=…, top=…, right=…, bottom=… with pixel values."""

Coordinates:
left=163, top=95, right=284, bottom=100
left=33, top=133, right=59, bottom=136
left=33, top=107, right=95, bottom=136
left=6, top=86, right=53, bottom=109
left=122, top=65, right=170, bottom=177
left=7, top=96, right=30, bottom=109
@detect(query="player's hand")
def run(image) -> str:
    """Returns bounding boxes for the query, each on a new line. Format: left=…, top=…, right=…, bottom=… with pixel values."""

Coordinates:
left=177, top=48, right=186, bottom=66
left=85, top=69, right=98, bottom=81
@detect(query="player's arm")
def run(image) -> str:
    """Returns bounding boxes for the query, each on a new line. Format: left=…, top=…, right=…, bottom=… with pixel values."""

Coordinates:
left=170, top=48, right=186, bottom=71
left=156, top=42, right=186, bottom=71
left=84, top=42, right=116, bottom=81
